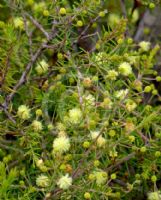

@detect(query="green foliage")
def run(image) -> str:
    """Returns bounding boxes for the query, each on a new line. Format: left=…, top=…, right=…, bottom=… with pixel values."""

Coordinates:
left=0, top=0, right=161, bottom=199
left=0, top=162, right=18, bottom=199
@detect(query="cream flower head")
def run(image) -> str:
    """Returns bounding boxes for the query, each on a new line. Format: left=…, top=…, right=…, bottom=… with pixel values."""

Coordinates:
left=118, top=62, right=132, bottom=76
left=95, top=52, right=107, bottom=64
left=36, top=175, right=50, bottom=187
left=93, top=170, right=108, bottom=186
left=32, top=120, right=43, bottom=132
left=147, top=192, right=161, bottom=200
left=90, top=131, right=106, bottom=147
left=57, top=174, right=72, bottom=190
left=106, top=70, right=118, bottom=80
left=115, top=89, right=129, bottom=100
left=53, top=136, right=70, bottom=154
left=68, top=108, right=82, bottom=124
left=17, top=105, right=30, bottom=120
left=82, top=93, right=95, bottom=108
left=108, top=13, right=120, bottom=27
left=13, top=17, right=24, bottom=29
left=139, top=41, right=151, bottom=52
left=35, top=60, right=49, bottom=75
left=125, top=99, right=137, bottom=112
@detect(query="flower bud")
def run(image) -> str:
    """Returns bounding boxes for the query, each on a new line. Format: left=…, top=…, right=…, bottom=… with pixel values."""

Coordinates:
left=77, top=20, right=83, bottom=27
left=59, top=8, right=67, bottom=15
left=84, top=192, right=91, bottom=199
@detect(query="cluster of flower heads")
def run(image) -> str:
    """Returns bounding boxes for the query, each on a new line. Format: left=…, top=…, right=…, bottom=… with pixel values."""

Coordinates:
left=2, top=0, right=160, bottom=199
left=15, top=35, right=161, bottom=198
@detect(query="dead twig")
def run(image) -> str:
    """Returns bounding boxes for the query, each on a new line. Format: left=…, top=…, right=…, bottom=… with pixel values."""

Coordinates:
left=24, top=12, right=50, bottom=40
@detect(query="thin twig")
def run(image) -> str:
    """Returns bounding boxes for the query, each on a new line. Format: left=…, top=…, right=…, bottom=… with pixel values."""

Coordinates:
left=25, top=12, right=50, bottom=40
left=134, top=10, right=149, bottom=42
left=105, top=152, right=136, bottom=172
left=120, top=0, right=127, bottom=18
left=23, top=14, right=33, bottom=57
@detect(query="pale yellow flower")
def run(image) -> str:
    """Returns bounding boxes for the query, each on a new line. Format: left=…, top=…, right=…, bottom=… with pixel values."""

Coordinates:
left=118, top=62, right=132, bottom=76
left=17, top=105, right=30, bottom=120
left=83, top=93, right=95, bottom=108
left=53, top=136, right=70, bottom=154
left=108, top=14, right=120, bottom=27
left=56, top=122, right=66, bottom=131
left=13, top=17, right=24, bottom=29
left=36, top=175, right=50, bottom=187
left=106, top=70, right=118, bottom=80
left=93, top=170, right=108, bottom=186
left=125, top=99, right=137, bottom=112
left=35, top=60, right=49, bottom=75
left=147, top=192, right=161, bottom=200
left=139, top=41, right=151, bottom=52
left=32, top=120, right=43, bottom=132
left=95, top=52, right=107, bottom=64
left=68, top=108, right=82, bottom=124
left=33, top=2, right=46, bottom=12
left=57, top=174, right=72, bottom=190
left=90, top=131, right=106, bottom=147
left=115, top=89, right=128, bottom=100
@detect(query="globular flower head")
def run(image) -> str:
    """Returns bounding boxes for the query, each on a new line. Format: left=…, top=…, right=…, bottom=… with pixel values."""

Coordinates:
left=90, top=131, right=100, bottom=140
left=133, top=80, right=143, bottom=92
left=68, top=108, right=82, bottom=124
left=59, top=7, right=67, bottom=15
left=115, top=89, right=129, bottom=100
left=53, top=136, right=70, bottom=154
left=32, top=120, right=43, bottom=132
left=118, top=62, right=132, bottom=76
left=13, top=17, right=24, bottom=29
left=36, top=109, right=43, bottom=116
left=17, top=105, right=30, bottom=120
left=47, top=123, right=54, bottom=131
left=97, top=137, right=106, bottom=147
left=36, top=159, right=44, bottom=168
left=83, top=93, right=95, bottom=108
left=106, top=70, right=118, bottom=80
left=139, top=41, right=151, bottom=52
left=36, top=175, right=50, bottom=187
left=125, top=121, right=135, bottom=132
left=83, top=77, right=92, bottom=88
left=125, top=99, right=137, bottom=112
left=57, top=174, right=72, bottom=190
left=56, top=122, right=66, bottom=131
left=108, top=13, right=120, bottom=27
left=100, top=97, right=113, bottom=109
left=147, top=192, right=161, bottom=200
left=58, top=131, right=67, bottom=137
left=33, top=2, right=46, bottom=13
left=77, top=20, right=83, bottom=27
left=93, top=170, right=108, bottom=186
left=84, top=192, right=91, bottom=199
left=35, top=60, right=49, bottom=75
left=109, top=150, right=118, bottom=158
left=90, top=131, right=106, bottom=147
left=95, top=52, right=107, bottom=64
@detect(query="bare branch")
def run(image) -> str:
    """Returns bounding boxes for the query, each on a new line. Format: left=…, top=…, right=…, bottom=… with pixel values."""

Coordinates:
left=120, top=0, right=127, bottom=18
left=134, top=10, right=149, bottom=42
left=24, top=12, right=50, bottom=40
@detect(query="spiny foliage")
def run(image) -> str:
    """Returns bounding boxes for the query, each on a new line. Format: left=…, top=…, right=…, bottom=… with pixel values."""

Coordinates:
left=0, top=0, right=161, bottom=200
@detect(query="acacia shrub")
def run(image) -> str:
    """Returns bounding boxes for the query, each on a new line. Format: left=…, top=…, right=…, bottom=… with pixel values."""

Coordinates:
left=0, top=0, right=161, bottom=200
